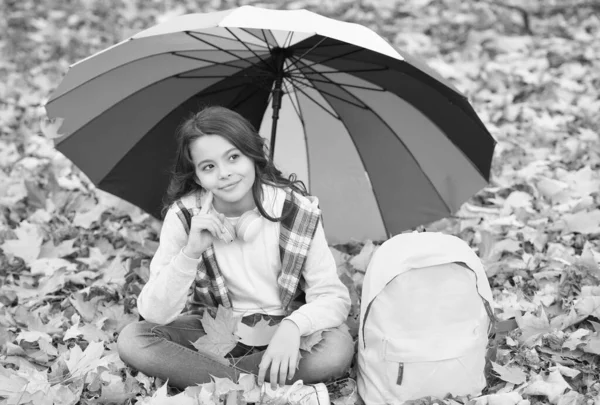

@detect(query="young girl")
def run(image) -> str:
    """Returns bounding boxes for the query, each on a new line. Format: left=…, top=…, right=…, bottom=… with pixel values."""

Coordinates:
left=117, top=106, right=354, bottom=394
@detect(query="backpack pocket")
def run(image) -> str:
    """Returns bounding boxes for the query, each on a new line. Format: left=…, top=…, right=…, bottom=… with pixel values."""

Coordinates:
left=382, top=320, right=488, bottom=400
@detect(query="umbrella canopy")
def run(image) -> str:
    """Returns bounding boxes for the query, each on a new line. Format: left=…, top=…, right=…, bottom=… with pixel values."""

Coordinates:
left=45, top=6, right=495, bottom=244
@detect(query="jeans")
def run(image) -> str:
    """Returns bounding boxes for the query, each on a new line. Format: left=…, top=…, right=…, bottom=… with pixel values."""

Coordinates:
left=117, top=314, right=355, bottom=390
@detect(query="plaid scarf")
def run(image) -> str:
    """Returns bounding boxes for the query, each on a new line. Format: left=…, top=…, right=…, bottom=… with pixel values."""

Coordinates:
left=174, top=188, right=321, bottom=314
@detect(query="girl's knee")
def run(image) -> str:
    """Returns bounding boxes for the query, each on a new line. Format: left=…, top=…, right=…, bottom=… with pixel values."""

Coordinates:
left=321, top=326, right=355, bottom=372
left=298, top=325, right=355, bottom=383
left=117, top=321, right=150, bottom=366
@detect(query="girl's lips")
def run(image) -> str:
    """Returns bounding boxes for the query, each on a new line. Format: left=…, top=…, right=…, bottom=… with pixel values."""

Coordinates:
left=220, top=180, right=240, bottom=191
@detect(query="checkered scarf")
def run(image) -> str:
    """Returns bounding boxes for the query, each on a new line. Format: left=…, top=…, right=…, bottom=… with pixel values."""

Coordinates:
left=174, top=188, right=321, bottom=314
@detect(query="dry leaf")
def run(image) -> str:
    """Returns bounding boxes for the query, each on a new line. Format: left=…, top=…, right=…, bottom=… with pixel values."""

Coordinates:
left=491, top=362, right=527, bottom=384
left=0, top=221, right=44, bottom=265
left=523, top=370, right=571, bottom=404
left=191, top=306, right=240, bottom=358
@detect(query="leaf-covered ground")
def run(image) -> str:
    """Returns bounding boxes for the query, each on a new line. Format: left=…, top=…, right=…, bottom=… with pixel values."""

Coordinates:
left=1, top=0, right=600, bottom=404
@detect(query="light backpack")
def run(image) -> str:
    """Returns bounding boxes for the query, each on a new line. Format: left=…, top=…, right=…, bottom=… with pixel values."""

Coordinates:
left=357, top=232, right=496, bottom=404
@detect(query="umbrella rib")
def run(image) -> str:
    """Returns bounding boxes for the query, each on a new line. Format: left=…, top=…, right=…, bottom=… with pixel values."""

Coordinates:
left=285, top=48, right=366, bottom=75
left=225, top=27, right=272, bottom=68
left=239, top=28, right=271, bottom=48
left=298, top=67, right=389, bottom=75
left=261, top=30, right=275, bottom=57
left=288, top=73, right=385, bottom=92
left=172, top=51, right=256, bottom=70
left=288, top=37, right=328, bottom=65
left=185, top=32, right=266, bottom=69
left=286, top=75, right=368, bottom=110
left=187, top=29, right=269, bottom=49
left=283, top=31, right=294, bottom=49
left=283, top=78, right=340, bottom=120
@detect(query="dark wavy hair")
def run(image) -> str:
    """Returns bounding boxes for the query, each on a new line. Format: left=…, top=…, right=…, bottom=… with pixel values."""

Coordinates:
left=162, top=106, right=308, bottom=221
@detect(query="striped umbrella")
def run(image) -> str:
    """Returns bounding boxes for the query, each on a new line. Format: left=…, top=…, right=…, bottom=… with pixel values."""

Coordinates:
left=45, top=6, right=495, bottom=244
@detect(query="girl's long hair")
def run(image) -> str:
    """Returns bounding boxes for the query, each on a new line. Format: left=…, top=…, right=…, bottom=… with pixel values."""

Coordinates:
left=162, top=106, right=308, bottom=221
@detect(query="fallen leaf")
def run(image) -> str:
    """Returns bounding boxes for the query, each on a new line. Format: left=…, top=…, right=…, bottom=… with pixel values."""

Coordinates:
left=562, top=210, right=600, bottom=234
left=583, top=333, right=600, bottom=355
left=40, top=116, right=65, bottom=139
left=349, top=241, right=378, bottom=273
left=191, top=306, right=240, bottom=358
left=29, top=257, right=77, bottom=276
left=523, top=370, right=571, bottom=404
left=562, top=329, right=589, bottom=351
left=551, top=364, right=580, bottom=379
left=516, top=309, right=553, bottom=345
left=0, top=221, right=44, bottom=265
left=491, top=362, right=527, bottom=384
left=64, top=341, right=108, bottom=380
left=212, top=375, right=241, bottom=396
left=471, top=392, right=524, bottom=405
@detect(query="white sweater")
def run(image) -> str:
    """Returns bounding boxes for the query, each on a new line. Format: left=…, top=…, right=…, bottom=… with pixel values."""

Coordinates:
left=137, top=185, right=351, bottom=338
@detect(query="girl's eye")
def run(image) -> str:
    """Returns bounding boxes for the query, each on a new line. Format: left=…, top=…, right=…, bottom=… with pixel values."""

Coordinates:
left=202, top=164, right=214, bottom=171
left=229, top=154, right=240, bottom=161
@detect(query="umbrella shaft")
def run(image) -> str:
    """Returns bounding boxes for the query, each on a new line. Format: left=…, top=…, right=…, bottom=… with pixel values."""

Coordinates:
left=269, top=51, right=286, bottom=160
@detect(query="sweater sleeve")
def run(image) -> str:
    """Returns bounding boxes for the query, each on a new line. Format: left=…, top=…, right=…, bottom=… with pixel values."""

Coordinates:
left=137, top=207, right=200, bottom=325
left=284, top=219, right=351, bottom=336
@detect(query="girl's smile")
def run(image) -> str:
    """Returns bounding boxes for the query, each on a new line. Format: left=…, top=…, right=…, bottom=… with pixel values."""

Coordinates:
left=189, top=134, right=256, bottom=216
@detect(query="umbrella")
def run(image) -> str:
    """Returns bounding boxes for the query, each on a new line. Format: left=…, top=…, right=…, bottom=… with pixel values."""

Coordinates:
left=45, top=6, right=495, bottom=244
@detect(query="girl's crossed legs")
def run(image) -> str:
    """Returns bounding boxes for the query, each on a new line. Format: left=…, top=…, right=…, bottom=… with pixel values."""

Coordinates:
left=117, top=314, right=354, bottom=390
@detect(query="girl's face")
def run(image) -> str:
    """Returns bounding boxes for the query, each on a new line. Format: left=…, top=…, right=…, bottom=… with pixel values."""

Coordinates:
left=189, top=134, right=256, bottom=215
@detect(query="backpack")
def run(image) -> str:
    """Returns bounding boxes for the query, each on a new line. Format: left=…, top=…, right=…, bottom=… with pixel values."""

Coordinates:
left=357, top=232, right=496, bottom=404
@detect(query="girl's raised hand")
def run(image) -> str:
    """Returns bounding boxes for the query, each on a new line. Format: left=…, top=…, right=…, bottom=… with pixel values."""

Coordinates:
left=183, top=191, right=227, bottom=258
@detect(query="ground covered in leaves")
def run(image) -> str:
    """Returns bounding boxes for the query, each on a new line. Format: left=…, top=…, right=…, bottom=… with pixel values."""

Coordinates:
left=1, top=0, right=600, bottom=404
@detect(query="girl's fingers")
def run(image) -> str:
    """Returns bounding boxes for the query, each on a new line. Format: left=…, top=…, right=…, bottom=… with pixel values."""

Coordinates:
left=258, top=355, right=271, bottom=386
left=200, top=191, right=213, bottom=214
left=270, top=359, right=281, bottom=390
left=288, top=352, right=298, bottom=381
left=278, top=358, right=288, bottom=387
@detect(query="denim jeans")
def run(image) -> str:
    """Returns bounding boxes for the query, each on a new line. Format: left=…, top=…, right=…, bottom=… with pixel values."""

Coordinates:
left=117, top=313, right=355, bottom=390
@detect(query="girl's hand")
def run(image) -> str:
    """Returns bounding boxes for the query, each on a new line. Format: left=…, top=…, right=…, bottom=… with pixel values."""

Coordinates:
left=258, top=320, right=301, bottom=389
left=183, top=192, right=227, bottom=258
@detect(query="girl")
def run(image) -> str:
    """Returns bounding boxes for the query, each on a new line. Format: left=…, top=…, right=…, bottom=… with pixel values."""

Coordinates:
left=117, top=106, right=354, bottom=394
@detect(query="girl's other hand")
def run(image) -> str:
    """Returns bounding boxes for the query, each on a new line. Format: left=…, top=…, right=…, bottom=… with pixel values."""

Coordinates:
left=258, top=320, right=301, bottom=389
left=183, top=192, right=227, bottom=258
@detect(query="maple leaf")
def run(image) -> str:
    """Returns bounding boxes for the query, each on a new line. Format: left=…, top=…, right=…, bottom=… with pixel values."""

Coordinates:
left=39, top=116, right=65, bottom=139
left=98, top=303, right=137, bottom=334
left=140, top=381, right=196, bottom=405
left=349, top=241, right=378, bottom=273
left=191, top=306, right=240, bottom=358
left=561, top=328, right=589, bottom=351
left=516, top=308, right=553, bottom=345
left=29, top=257, right=77, bottom=276
left=491, top=362, right=527, bottom=385
left=471, top=392, right=524, bottom=405
left=0, top=367, right=28, bottom=399
left=69, top=292, right=102, bottom=322
left=64, top=341, right=108, bottom=380
left=522, top=370, right=571, bottom=404
left=0, top=221, right=44, bottom=265
left=39, top=238, right=76, bottom=259
left=583, top=332, right=600, bottom=355
left=237, top=317, right=278, bottom=346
